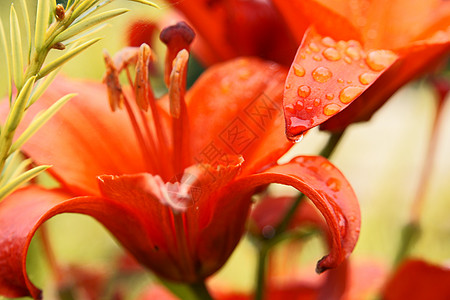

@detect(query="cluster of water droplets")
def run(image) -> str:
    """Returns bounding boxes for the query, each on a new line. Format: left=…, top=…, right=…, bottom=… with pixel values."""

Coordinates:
left=285, top=34, right=397, bottom=142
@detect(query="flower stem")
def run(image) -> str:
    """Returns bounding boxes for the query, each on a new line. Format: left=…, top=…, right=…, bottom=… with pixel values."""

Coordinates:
left=189, top=281, right=214, bottom=300
left=394, top=94, right=445, bottom=265
left=253, top=130, right=345, bottom=300
left=254, top=245, right=269, bottom=300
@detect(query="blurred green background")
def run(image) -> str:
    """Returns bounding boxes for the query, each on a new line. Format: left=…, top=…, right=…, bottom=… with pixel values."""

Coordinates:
left=0, top=0, right=449, bottom=299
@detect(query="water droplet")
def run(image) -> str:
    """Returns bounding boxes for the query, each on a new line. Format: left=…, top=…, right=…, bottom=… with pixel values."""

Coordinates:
left=291, top=133, right=304, bottom=143
left=293, top=65, right=305, bottom=77
left=336, top=41, right=347, bottom=49
left=305, top=106, right=314, bottom=113
left=323, top=103, right=340, bottom=116
left=321, top=36, right=336, bottom=47
left=359, top=72, right=377, bottom=85
left=295, top=100, right=304, bottom=110
left=344, top=56, right=352, bottom=64
left=285, top=84, right=291, bottom=89
left=305, top=48, right=312, bottom=54
left=323, top=48, right=341, bottom=61
left=339, top=86, right=364, bottom=104
left=285, top=104, right=296, bottom=113
left=326, top=177, right=341, bottom=192
left=326, top=93, right=334, bottom=100
left=313, top=98, right=321, bottom=106
left=309, top=42, right=320, bottom=52
left=287, top=118, right=307, bottom=142
left=297, top=85, right=311, bottom=98
left=321, top=161, right=333, bottom=170
left=337, top=78, right=344, bottom=83
left=300, top=53, right=306, bottom=59
left=366, top=50, right=396, bottom=71
left=312, top=67, right=332, bottom=83
left=345, top=46, right=360, bottom=60
left=313, top=55, right=322, bottom=61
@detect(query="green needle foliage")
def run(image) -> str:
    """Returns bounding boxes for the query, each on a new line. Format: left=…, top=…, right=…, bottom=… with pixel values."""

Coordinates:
left=0, top=0, right=157, bottom=201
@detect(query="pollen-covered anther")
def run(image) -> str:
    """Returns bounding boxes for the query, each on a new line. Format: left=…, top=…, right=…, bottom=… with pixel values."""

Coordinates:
left=55, top=4, right=65, bottom=21
left=169, top=49, right=189, bottom=119
left=103, top=50, right=123, bottom=111
left=135, top=44, right=152, bottom=111
left=160, top=21, right=195, bottom=86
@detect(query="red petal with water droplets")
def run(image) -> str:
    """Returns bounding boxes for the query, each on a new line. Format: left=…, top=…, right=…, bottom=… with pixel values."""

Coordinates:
left=283, top=27, right=398, bottom=139
left=383, top=259, right=450, bottom=300
left=321, top=34, right=450, bottom=131
left=186, top=57, right=291, bottom=175
left=0, top=78, right=148, bottom=196
left=227, top=156, right=360, bottom=273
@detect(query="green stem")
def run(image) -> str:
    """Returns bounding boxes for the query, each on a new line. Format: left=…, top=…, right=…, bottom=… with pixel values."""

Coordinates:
left=254, top=245, right=269, bottom=300
left=393, top=94, right=445, bottom=265
left=189, top=281, right=214, bottom=300
left=253, top=130, right=345, bottom=300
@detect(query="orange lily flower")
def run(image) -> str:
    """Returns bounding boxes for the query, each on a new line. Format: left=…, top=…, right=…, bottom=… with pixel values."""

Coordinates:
left=0, top=26, right=360, bottom=299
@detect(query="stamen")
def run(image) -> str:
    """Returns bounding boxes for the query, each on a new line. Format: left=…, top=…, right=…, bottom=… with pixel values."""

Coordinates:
left=169, top=49, right=190, bottom=175
left=135, top=44, right=152, bottom=111
left=160, top=21, right=195, bottom=86
left=103, top=50, right=123, bottom=112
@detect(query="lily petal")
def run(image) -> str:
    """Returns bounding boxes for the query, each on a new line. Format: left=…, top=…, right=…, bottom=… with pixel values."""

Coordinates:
left=186, top=57, right=291, bottom=175
left=96, top=155, right=245, bottom=282
left=321, top=33, right=450, bottom=131
left=0, top=78, right=147, bottom=196
left=283, top=27, right=398, bottom=139
left=0, top=186, right=69, bottom=299
left=271, top=0, right=361, bottom=43
left=226, top=156, right=360, bottom=273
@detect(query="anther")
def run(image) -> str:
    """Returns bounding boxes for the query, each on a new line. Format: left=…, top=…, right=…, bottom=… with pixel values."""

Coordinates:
left=135, top=44, right=152, bottom=111
left=55, top=4, right=65, bottom=21
left=103, top=51, right=123, bottom=111
left=160, top=21, right=195, bottom=86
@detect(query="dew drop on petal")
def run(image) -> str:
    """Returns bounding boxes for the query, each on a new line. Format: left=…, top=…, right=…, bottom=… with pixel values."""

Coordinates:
left=297, top=85, right=311, bottom=97
left=359, top=72, right=377, bottom=85
left=313, top=98, right=321, bottom=106
left=366, top=50, right=397, bottom=71
left=321, top=36, right=336, bottom=47
left=305, top=48, right=312, bottom=54
left=309, top=42, right=320, bottom=52
left=323, top=103, right=341, bottom=116
left=295, top=100, right=305, bottom=110
left=321, top=161, right=333, bottom=170
left=326, top=93, right=334, bottom=100
left=323, top=48, right=341, bottom=61
left=344, top=56, right=352, bottom=64
left=285, top=84, right=291, bottom=89
left=313, top=55, right=322, bottom=61
left=339, top=86, right=364, bottom=104
left=285, top=104, right=296, bottom=114
left=305, top=106, right=314, bottom=113
left=345, top=46, right=361, bottom=60
left=337, top=78, right=344, bottom=83
left=293, top=65, right=305, bottom=77
left=287, top=117, right=307, bottom=142
left=326, top=177, right=341, bottom=192
left=312, top=67, right=332, bottom=83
